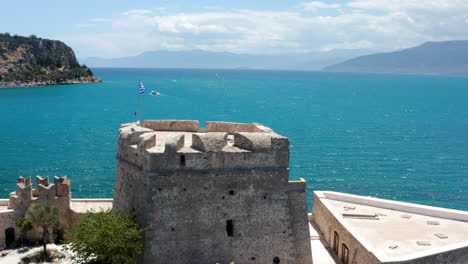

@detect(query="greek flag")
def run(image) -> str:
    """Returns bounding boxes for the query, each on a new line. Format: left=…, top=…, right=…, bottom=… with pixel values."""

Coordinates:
left=139, top=81, right=145, bottom=94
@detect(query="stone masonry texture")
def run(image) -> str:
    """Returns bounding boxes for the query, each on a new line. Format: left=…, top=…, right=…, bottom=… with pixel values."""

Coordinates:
left=113, top=120, right=313, bottom=264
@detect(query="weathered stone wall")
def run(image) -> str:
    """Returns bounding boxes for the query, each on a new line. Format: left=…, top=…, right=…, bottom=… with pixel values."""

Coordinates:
left=113, top=120, right=312, bottom=264
left=113, top=161, right=149, bottom=224
left=144, top=170, right=309, bottom=264
left=0, top=206, right=19, bottom=248
left=287, top=180, right=312, bottom=264
left=0, top=176, right=111, bottom=247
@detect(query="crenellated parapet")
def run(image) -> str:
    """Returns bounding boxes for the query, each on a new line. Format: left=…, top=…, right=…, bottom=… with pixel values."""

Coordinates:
left=113, top=120, right=312, bottom=264
left=8, top=175, right=71, bottom=210
left=117, top=120, right=290, bottom=173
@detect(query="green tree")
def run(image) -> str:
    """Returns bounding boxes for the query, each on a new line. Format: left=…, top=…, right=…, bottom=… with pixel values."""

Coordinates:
left=26, top=204, right=60, bottom=253
left=29, top=34, right=38, bottom=39
left=0, top=32, right=11, bottom=38
left=16, top=217, right=33, bottom=248
left=65, top=210, right=148, bottom=264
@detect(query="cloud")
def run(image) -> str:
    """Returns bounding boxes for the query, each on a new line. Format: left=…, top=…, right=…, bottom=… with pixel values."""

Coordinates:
left=348, top=0, right=468, bottom=12
left=203, top=6, right=225, bottom=11
left=65, top=1, right=468, bottom=58
left=301, top=1, right=341, bottom=12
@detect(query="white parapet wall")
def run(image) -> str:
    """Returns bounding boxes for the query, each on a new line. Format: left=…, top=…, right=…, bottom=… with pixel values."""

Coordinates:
left=312, top=191, right=468, bottom=264
left=317, top=191, right=468, bottom=222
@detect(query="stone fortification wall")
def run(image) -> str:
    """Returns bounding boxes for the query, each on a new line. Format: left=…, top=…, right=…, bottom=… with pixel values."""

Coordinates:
left=113, top=120, right=312, bottom=264
left=9, top=176, right=71, bottom=216
left=0, top=175, right=112, bottom=248
left=0, top=205, right=19, bottom=249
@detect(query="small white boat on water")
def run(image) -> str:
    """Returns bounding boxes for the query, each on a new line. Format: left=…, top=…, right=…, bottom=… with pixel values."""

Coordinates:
left=150, top=90, right=161, bottom=96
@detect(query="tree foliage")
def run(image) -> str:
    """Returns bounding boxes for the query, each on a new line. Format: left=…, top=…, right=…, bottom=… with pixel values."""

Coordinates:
left=17, top=217, right=33, bottom=248
left=65, top=210, right=148, bottom=264
left=26, top=204, right=60, bottom=253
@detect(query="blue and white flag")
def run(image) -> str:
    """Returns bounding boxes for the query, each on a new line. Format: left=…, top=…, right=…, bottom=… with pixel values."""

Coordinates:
left=139, top=81, right=145, bottom=94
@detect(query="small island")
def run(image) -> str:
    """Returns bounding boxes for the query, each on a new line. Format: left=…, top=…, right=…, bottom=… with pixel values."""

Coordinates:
left=0, top=33, right=101, bottom=88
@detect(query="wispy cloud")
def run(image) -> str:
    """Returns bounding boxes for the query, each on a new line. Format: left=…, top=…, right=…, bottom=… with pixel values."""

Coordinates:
left=65, top=1, right=468, bottom=58
left=301, top=1, right=341, bottom=12
left=203, top=6, right=225, bottom=11
left=347, top=0, right=468, bottom=11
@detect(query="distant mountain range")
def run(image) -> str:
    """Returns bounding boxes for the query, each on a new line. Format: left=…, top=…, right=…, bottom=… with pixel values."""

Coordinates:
left=82, top=49, right=374, bottom=71
left=323, top=40, right=468, bottom=75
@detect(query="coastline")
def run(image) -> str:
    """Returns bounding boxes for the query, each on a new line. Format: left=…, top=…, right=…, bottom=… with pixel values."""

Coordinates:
left=0, top=77, right=102, bottom=88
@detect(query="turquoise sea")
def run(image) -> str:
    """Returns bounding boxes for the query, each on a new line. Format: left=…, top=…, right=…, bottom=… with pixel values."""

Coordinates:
left=0, top=68, right=467, bottom=211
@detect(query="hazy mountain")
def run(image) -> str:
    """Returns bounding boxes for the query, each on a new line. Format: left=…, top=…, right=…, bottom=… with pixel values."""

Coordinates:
left=82, top=49, right=374, bottom=71
left=323, top=40, right=468, bottom=75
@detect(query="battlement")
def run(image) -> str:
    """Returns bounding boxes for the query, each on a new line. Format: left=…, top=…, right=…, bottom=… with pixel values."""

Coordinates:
left=8, top=176, right=71, bottom=209
left=114, top=120, right=312, bottom=264
left=138, top=120, right=272, bottom=133
left=117, top=120, right=289, bottom=171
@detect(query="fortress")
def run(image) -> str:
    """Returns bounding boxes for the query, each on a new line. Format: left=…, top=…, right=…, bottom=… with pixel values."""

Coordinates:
left=114, top=120, right=312, bottom=264
left=1, top=120, right=467, bottom=264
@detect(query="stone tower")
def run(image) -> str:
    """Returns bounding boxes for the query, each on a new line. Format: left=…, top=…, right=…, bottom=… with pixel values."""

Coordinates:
left=113, top=120, right=312, bottom=264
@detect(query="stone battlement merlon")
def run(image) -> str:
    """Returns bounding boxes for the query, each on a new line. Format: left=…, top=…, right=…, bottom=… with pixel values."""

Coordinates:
left=118, top=120, right=288, bottom=153
left=135, top=120, right=273, bottom=133
left=8, top=176, right=71, bottom=209
left=117, top=120, right=289, bottom=170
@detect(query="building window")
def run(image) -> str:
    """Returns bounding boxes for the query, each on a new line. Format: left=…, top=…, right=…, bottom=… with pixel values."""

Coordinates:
left=226, top=220, right=234, bottom=237
left=341, top=243, right=349, bottom=264
left=180, top=155, right=186, bottom=166
left=333, top=231, right=339, bottom=254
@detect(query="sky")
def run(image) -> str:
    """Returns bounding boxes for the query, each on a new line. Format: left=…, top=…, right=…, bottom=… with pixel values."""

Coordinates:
left=2, top=0, right=468, bottom=59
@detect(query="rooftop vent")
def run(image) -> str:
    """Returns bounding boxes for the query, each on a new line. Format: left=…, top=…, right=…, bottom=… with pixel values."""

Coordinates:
left=417, top=241, right=431, bottom=246
left=427, top=221, right=440, bottom=226
left=434, top=233, right=448, bottom=239
left=388, top=244, right=398, bottom=249
left=342, top=213, right=379, bottom=220
left=343, top=206, right=356, bottom=211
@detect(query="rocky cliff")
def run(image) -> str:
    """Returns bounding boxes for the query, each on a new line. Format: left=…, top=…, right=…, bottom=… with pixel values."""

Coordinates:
left=0, top=34, right=101, bottom=88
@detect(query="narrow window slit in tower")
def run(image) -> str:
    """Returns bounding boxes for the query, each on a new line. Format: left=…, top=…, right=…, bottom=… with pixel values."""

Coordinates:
left=226, top=220, right=234, bottom=237
left=180, top=155, right=186, bottom=166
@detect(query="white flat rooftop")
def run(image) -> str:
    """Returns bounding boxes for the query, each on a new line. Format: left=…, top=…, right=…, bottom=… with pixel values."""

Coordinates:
left=315, top=191, right=468, bottom=262
left=70, top=199, right=113, bottom=213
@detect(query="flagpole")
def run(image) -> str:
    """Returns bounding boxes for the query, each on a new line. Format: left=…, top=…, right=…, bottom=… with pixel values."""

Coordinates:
left=137, top=80, right=141, bottom=125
